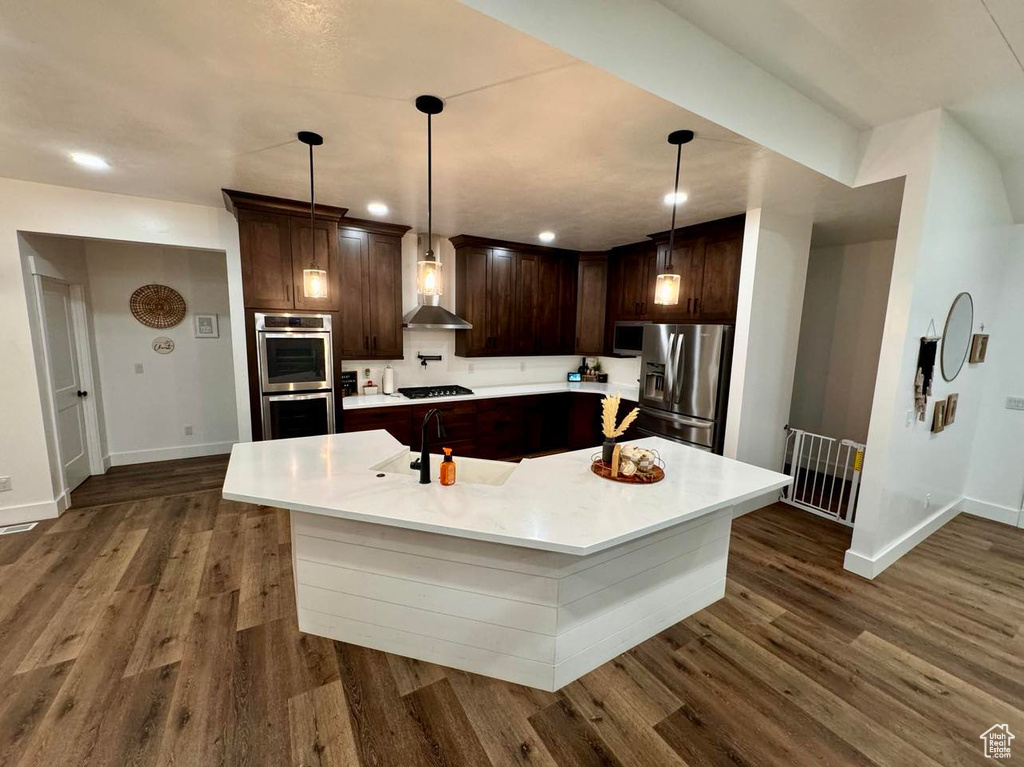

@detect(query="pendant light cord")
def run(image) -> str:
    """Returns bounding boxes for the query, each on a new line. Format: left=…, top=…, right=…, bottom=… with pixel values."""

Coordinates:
left=308, top=141, right=318, bottom=270
left=666, top=142, right=682, bottom=271
left=427, top=112, right=433, bottom=260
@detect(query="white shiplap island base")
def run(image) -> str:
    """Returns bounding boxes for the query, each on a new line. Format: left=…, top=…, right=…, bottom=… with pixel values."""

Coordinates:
left=223, top=431, right=791, bottom=691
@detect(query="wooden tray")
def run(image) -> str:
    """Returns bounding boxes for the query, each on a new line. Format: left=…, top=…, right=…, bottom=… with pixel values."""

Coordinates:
left=590, top=460, right=665, bottom=484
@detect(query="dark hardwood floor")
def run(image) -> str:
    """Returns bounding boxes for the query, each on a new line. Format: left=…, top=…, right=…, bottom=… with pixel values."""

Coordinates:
left=69, top=454, right=230, bottom=507
left=1, top=461, right=1022, bottom=766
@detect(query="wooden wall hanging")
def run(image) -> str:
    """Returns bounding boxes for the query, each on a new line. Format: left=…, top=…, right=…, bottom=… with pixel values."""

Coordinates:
left=130, top=284, right=186, bottom=329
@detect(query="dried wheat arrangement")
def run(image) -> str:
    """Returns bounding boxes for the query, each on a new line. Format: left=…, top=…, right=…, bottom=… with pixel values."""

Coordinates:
left=601, top=394, right=639, bottom=439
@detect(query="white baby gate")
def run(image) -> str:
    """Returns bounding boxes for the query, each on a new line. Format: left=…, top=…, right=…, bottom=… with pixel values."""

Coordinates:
left=781, top=427, right=864, bottom=526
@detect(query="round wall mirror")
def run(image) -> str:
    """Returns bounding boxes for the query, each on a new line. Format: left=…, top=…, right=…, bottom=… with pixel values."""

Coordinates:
left=941, top=292, right=973, bottom=381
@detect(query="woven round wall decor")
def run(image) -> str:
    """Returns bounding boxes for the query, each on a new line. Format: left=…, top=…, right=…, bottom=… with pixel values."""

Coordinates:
left=129, top=284, right=186, bottom=329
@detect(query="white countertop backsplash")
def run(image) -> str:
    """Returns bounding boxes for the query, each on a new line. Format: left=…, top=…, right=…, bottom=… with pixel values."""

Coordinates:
left=342, top=330, right=641, bottom=404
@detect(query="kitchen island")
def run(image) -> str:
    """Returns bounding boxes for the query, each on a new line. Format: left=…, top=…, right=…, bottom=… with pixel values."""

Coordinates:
left=223, top=430, right=790, bottom=691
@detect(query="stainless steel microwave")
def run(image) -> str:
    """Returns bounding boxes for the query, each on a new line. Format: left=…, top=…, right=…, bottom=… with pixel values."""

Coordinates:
left=612, top=320, right=648, bottom=357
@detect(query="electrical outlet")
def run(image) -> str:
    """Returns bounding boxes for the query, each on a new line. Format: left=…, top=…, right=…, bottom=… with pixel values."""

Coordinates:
left=468, top=363, right=475, bottom=374
left=0, top=476, right=11, bottom=492
left=1006, top=396, right=1024, bottom=411
left=183, top=425, right=193, bottom=437
left=134, top=363, right=144, bottom=374
left=520, top=361, right=526, bottom=372
left=924, top=493, right=932, bottom=510
left=905, top=409, right=914, bottom=427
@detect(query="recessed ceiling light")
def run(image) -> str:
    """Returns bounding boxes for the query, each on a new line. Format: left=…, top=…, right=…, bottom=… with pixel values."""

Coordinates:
left=538, top=231, right=556, bottom=243
left=69, top=152, right=110, bottom=170
left=367, top=202, right=389, bottom=216
left=664, top=191, right=688, bottom=206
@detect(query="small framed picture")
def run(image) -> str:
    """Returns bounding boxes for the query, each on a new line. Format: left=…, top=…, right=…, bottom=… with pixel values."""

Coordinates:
left=969, top=333, right=988, bottom=364
left=194, top=313, right=219, bottom=338
left=944, top=393, right=958, bottom=426
left=932, top=400, right=946, bottom=433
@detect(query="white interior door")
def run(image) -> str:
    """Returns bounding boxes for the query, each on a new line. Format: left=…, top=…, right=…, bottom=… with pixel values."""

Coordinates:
left=40, top=278, right=91, bottom=493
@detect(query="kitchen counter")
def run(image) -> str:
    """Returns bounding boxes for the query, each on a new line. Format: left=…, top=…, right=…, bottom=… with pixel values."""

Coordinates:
left=342, top=380, right=641, bottom=410
left=223, top=430, right=788, bottom=690
left=223, top=430, right=786, bottom=554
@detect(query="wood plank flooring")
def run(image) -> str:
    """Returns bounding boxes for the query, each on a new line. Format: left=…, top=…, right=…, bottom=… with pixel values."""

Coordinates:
left=1, top=467, right=1022, bottom=766
left=69, top=454, right=229, bottom=507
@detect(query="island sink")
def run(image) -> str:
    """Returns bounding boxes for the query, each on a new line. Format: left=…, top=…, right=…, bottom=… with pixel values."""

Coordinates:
left=371, top=449, right=517, bottom=486
left=223, top=429, right=790, bottom=691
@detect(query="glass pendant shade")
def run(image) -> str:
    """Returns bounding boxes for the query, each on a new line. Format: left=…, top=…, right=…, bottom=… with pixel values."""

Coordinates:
left=653, top=272, right=681, bottom=306
left=417, top=259, right=443, bottom=297
left=303, top=267, right=329, bottom=299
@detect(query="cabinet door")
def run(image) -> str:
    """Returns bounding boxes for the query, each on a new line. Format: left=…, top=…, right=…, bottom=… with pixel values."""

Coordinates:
left=616, top=248, right=651, bottom=319
left=698, top=236, right=742, bottom=321
left=536, top=255, right=565, bottom=354
left=575, top=255, right=607, bottom=355
left=515, top=252, right=540, bottom=355
left=239, top=210, right=294, bottom=309
left=455, top=246, right=490, bottom=356
left=488, top=248, right=518, bottom=355
left=337, top=229, right=371, bottom=357
left=556, top=256, right=579, bottom=354
left=291, top=218, right=340, bottom=311
left=366, top=234, right=404, bottom=358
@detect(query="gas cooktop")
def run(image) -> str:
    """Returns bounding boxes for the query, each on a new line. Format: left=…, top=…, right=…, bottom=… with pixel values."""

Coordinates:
left=397, top=385, right=475, bottom=400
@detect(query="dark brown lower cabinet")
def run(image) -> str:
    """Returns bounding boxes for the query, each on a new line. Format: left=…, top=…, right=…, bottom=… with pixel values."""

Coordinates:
left=342, top=392, right=593, bottom=461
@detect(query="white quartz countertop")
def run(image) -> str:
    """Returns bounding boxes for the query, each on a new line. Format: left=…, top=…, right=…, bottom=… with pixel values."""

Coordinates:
left=342, top=380, right=641, bottom=410
left=223, top=431, right=791, bottom=555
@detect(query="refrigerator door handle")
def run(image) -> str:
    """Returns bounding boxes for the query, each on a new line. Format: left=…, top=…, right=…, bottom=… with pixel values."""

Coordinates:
left=642, top=409, right=714, bottom=429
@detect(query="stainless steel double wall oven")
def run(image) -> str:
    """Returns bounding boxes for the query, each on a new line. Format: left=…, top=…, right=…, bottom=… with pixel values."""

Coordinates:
left=256, top=312, right=335, bottom=440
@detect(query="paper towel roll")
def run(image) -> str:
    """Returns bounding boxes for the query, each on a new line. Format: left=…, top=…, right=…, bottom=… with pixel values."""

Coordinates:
left=382, top=365, right=395, bottom=394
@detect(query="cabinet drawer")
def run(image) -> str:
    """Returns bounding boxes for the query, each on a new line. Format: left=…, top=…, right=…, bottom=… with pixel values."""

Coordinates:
left=343, top=406, right=412, bottom=445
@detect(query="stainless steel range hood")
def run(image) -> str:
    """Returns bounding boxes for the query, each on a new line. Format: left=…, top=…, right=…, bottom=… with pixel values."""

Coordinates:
left=402, top=296, right=472, bottom=331
left=402, top=232, right=472, bottom=330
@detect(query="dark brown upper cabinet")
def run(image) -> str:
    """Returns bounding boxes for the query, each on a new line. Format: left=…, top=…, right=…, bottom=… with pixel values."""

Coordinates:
left=453, top=235, right=578, bottom=358
left=606, top=215, right=745, bottom=338
left=698, top=233, right=744, bottom=321
left=336, top=219, right=411, bottom=360
left=516, top=251, right=576, bottom=355
left=575, top=252, right=607, bottom=355
left=488, top=248, right=518, bottom=355
left=237, top=210, right=296, bottom=310
left=224, top=189, right=348, bottom=312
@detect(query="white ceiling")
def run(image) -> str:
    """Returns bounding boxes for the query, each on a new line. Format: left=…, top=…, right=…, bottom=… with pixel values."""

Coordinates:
left=0, top=0, right=901, bottom=249
left=656, top=0, right=1024, bottom=161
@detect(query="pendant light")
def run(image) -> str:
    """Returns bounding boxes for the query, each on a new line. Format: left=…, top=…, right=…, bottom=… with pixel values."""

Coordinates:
left=654, top=129, right=694, bottom=307
left=298, top=130, right=328, bottom=300
left=415, top=95, right=444, bottom=299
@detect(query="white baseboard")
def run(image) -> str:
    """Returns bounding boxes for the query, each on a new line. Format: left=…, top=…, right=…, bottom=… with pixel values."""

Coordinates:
left=0, top=498, right=62, bottom=526
left=843, top=497, right=962, bottom=579
left=959, top=498, right=1022, bottom=528
left=108, top=441, right=235, bottom=467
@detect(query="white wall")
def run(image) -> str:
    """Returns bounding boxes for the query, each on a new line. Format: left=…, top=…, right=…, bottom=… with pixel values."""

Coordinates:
left=725, top=208, right=813, bottom=471
left=85, top=241, right=237, bottom=465
left=790, top=239, right=895, bottom=444
left=0, top=178, right=247, bottom=524
left=846, top=110, right=1015, bottom=577
left=343, top=232, right=641, bottom=392
left=963, top=225, right=1024, bottom=527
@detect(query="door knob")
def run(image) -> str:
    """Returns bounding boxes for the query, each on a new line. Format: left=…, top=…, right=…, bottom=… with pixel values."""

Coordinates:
left=77, top=390, right=88, bottom=397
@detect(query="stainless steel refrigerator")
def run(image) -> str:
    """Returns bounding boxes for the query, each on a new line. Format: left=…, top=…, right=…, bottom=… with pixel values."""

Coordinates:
left=637, top=323, right=734, bottom=453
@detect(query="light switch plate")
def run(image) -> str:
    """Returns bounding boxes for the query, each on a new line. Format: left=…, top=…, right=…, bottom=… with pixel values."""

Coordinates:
left=134, top=363, right=144, bottom=374
left=0, top=476, right=11, bottom=492
left=1006, top=396, right=1024, bottom=411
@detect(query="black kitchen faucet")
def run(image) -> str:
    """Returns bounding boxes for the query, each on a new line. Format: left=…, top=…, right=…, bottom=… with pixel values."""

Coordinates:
left=410, top=408, right=446, bottom=484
